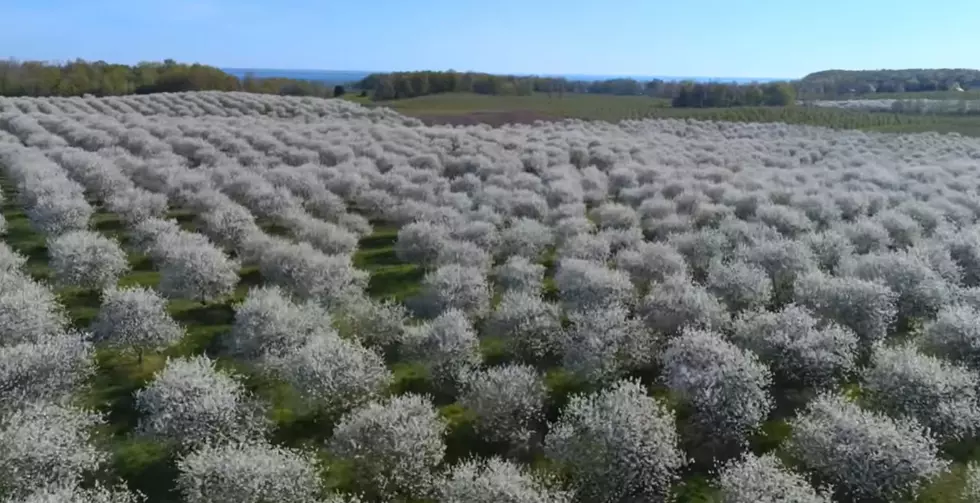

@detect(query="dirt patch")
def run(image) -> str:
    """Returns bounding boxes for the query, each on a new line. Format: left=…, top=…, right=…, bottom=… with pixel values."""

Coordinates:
left=409, top=110, right=563, bottom=127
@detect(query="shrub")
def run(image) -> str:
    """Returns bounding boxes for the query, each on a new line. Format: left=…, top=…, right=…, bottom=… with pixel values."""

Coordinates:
left=556, top=232, right=612, bottom=263
left=404, top=309, right=482, bottom=388
left=545, top=379, right=686, bottom=502
left=415, top=264, right=491, bottom=319
left=256, top=240, right=368, bottom=304
left=0, top=402, right=105, bottom=498
left=795, top=271, right=898, bottom=349
left=640, top=274, right=729, bottom=335
left=265, top=333, right=390, bottom=413
left=47, top=230, right=129, bottom=289
left=921, top=304, right=980, bottom=370
left=158, top=242, right=239, bottom=302
left=661, top=327, right=772, bottom=459
left=227, top=285, right=333, bottom=360
left=731, top=305, right=857, bottom=389
left=458, top=364, right=546, bottom=448
left=493, top=255, right=546, bottom=293
left=590, top=202, right=640, bottom=230
left=735, top=238, right=816, bottom=302
left=613, top=241, right=688, bottom=286
left=134, top=355, right=266, bottom=448
left=176, top=441, right=321, bottom=503
left=13, top=482, right=145, bottom=503
left=554, top=258, right=634, bottom=311
left=487, top=290, right=564, bottom=362
left=497, top=218, right=554, bottom=259
left=332, top=294, right=408, bottom=350
left=717, top=452, right=831, bottom=503
left=787, top=392, right=947, bottom=501
left=0, top=331, right=93, bottom=407
left=329, top=394, right=446, bottom=500
left=438, top=457, right=570, bottom=503
left=802, top=230, right=854, bottom=273
left=434, top=239, right=494, bottom=270
left=0, top=243, right=26, bottom=273
left=91, top=286, right=183, bottom=360
left=563, top=304, right=655, bottom=382
left=965, top=463, right=980, bottom=503
left=838, top=250, right=950, bottom=322
left=0, top=271, right=68, bottom=344
left=863, top=343, right=980, bottom=442
left=706, top=258, right=772, bottom=313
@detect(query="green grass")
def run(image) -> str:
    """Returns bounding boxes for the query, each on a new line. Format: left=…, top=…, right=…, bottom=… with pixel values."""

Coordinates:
left=346, top=92, right=980, bottom=137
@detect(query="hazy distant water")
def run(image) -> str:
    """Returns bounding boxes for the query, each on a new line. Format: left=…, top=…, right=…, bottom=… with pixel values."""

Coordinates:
left=222, top=68, right=783, bottom=84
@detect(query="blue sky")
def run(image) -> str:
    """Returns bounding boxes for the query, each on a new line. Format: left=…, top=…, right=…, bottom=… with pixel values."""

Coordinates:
left=2, top=0, right=978, bottom=79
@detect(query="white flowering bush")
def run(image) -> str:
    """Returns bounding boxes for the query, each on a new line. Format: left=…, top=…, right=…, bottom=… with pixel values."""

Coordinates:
left=487, top=290, right=564, bottom=361
left=414, top=264, right=492, bottom=318
left=863, top=342, right=980, bottom=442
left=613, top=241, right=688, bottom=287
left=91, top=286, right=182, bottom=359
left=965, top=463, right=980, bottom=503
left=731, top=304, right=858, bottom=389
left=227, top=285, right=333, bottom=360
left=554, top=258, right=634, bottom=311
left=661, top=327, right=772, bottom=458
left=13, top=482, right=144, bottom=503
left=404, top=309, right=482, bottom=388
left=134, top=355, right=266, bottom=448
left=839, top=250, right=950, bottom=321
left=439, top=457, right=571, bottom=503
left=716, top=452, right=832, bottom=503
left=921, top=304, right=980, bottom=370
left=545, top=379, right=686, bottom=502
left=787, top=392, right=948, bottom=501
left=265, top=332, right=391, bottom=413
left=0, top=402, right=105, bottom=498
left=498, top=218, right=554, bottom=259
left=176, top=440, right=321, bottom=503
left=458, top=364, right=546, bottom=447
left=493, top=255, right=546, bottom=293
left=0, top=271, right=68, bottom=344
left=329, top=394, right=446, bottom=500
left=158, top=241, right=240, bottom=302
left=0, top=331, right=93, bottom=407
left=0, top=243, right=25, bottom=273
left=795, top=271, right=898, bottom=349
left=640, top=274, right=729, bottom=335
left=332, top=294, right=408, bottom=349
left=563, top=304, right=655, bottom=382
left=706, top=258, right=772, bottom=313
left=47, top=230, right=129, bottom=289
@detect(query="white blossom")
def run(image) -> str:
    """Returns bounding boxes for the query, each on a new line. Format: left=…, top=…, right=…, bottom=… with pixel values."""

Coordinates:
left=134, top=355, right=266, bottom=448
left=176, top=441, right=321, bottom=503
left=787, top=392, right=948, bottom=501
left=545, top=379, right=686, bottom=502
left=47, top=230, right=129, bottom=289
left=329, top=394, right=446, bottom=500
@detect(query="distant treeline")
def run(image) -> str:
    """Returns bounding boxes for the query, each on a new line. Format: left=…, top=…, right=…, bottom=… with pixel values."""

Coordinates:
left=798, top=68, right=980, bottom=97
left=0, top=59, right=337, bottom=98
left=357, top=70, right=796, bottom=107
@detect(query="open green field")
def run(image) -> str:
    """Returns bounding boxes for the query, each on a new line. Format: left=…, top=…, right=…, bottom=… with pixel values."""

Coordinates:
left=346, top=92, right=980, bottom=137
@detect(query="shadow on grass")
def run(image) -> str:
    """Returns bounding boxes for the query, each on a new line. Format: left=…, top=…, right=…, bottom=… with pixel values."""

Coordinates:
left=112, top=438, right=181, bottom=503
left=367, top=264, right=424, bottom=300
